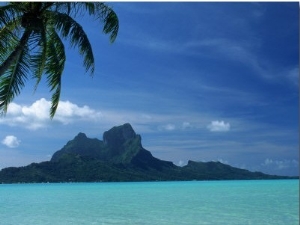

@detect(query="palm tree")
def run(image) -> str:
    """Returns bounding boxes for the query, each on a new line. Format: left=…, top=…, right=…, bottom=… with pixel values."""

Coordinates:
left=0, top=2, right=118, bottom=118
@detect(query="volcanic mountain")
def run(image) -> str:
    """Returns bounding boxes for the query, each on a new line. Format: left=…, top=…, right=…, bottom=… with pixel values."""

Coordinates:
left=0, top=123, right=292, bottom=183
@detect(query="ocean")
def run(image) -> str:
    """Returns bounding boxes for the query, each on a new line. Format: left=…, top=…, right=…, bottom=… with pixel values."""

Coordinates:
left=0, top=180, right=298, bottom=225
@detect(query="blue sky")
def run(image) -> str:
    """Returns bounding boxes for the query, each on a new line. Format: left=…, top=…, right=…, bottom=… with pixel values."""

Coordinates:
left=0, top=2, right=299, bottom=176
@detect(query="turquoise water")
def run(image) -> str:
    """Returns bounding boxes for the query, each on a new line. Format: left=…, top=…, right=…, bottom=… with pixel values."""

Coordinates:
left=0, top=180, right=298, bottom=225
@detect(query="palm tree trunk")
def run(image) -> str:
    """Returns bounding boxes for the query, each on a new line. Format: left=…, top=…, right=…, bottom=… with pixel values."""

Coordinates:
left=0, top=30, right=32, bottom=77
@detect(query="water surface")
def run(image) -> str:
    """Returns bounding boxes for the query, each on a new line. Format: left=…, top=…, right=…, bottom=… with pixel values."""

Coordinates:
left=0, top=180, right=298, bottom=225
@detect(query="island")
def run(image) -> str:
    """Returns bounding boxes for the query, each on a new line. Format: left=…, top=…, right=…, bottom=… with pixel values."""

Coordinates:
left=0, top=123, right=295, bottom=183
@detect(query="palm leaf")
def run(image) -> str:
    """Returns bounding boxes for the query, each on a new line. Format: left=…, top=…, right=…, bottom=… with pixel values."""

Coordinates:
left=94, top=3, right=119, bottom=43
left=44, top=29, right=65, bottom=118
left=0, top=10, right=22, bottom=63
left=0, top=28, right=32, bottom=77
left=53, top=2, right=95, bottom=17
left=0, top=4, right=22, bottom=26
left=51, top=2, right=119, bottom=43
left=31, top=24, right=48, bottom=91
left=102, top=10, right=119, bottom=43
left=0, top=23, right=19, bottom=61
left=0, top=44, right=30, bottom=113
left=50, top=11, right=95, bottom=75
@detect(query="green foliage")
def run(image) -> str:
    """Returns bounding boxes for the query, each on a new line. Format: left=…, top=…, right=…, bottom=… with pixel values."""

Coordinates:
left=0, top=155, right=291, bottom=184
left=0, top=2, right=119, bottom=118
left=0, top=33, right=30, bottom=112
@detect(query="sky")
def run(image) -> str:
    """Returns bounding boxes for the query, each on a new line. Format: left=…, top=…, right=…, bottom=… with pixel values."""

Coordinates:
left=0, top=2, right=299, bottom=176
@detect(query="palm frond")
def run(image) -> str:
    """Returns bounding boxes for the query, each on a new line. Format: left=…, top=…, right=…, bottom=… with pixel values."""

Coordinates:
left=102, top=9, right=119, bottom=43
left=0, top=44, right=29, bottom=113
left=51, top=2, right=74, bottom=16
left=31, top=24, right=47, bottom=91
left=50, top=11, right=95, bottom=75
left=0, top=18, right=22, bottom=61
left=0, top=29, right=32, bottom=77
left=44, top=29, right=65, bottom=118
left=51, top=2, right=119, bottom=43
left=0, top=28, right=17, bottom=61
left=93, top=3, right=119, bottom=43
left=39, top=3, right=55, bottom=13
left=0, top=3, right=22, bottom=26
left=53, top=2, right=95, bottom=17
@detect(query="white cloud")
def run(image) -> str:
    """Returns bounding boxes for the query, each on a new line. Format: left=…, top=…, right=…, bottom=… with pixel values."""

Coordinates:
left=161, top=124, right=176, bottom=131
left=207, top=120, right=230, bottom=132
left=2, top=135, right=21, bottom=148
left=0, top=98, right=103, bottom=130
left=216, top=158, right=229, bottom=165
left=287, top=67, right=299, bottom=86
left=141, top=114, right=152, bottom=120
left=261, top=158, right=299, bottom=170
left=177, top=160, right=186, bottom=167
left=182, top=122, right=192, bottom=129
left=6, top=102, right=22, bottom=115
left=55, top=100, right=103, bottom=124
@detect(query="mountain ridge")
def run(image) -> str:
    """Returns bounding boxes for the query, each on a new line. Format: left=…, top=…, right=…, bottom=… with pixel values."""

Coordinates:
left=51, top=123, right=175, bottom=169
left=0, top=123, right=296, bottom=183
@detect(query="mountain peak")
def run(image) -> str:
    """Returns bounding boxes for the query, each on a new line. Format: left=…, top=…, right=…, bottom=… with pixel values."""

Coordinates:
left=49, top=123, right=173, bottom=168
left=51, top=132, right=103, bottom=162
left=103, top=123, right=136, bottom=146
left=75, top=132, right=87, bottom=140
